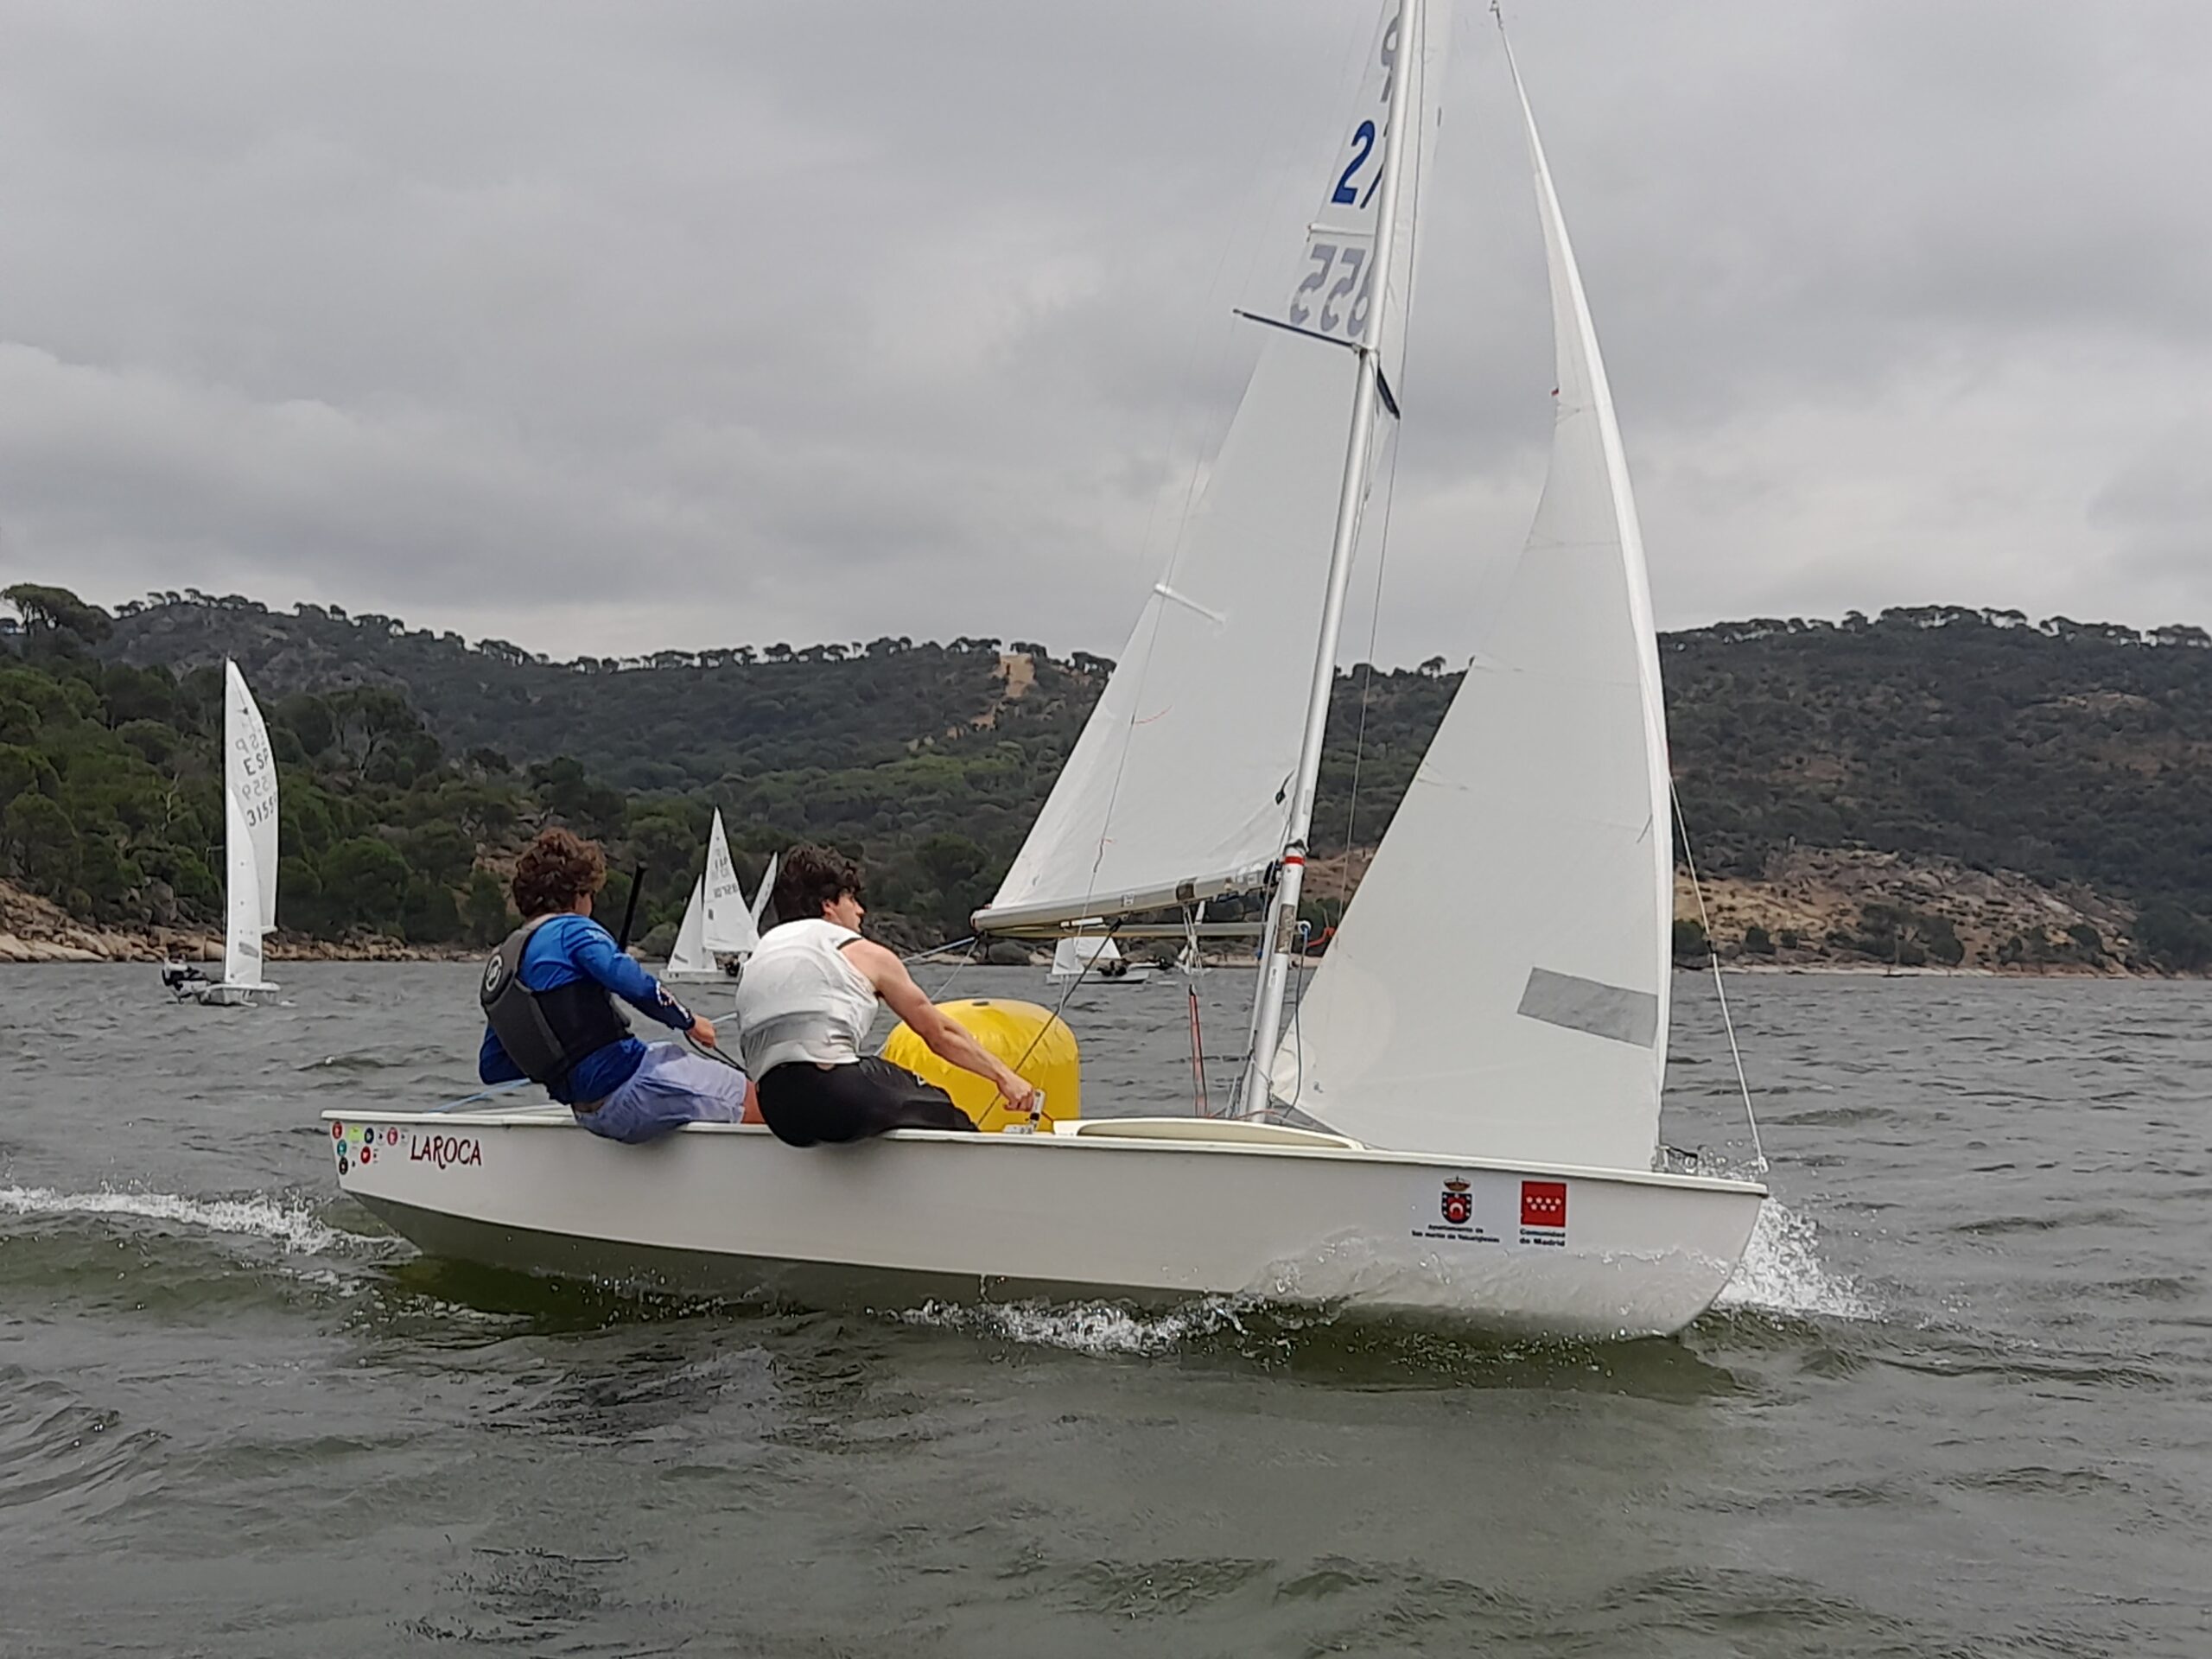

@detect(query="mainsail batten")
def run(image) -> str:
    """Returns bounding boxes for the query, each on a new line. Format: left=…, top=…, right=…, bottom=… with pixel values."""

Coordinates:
left=1271, top=49, right=1674, bottom=1174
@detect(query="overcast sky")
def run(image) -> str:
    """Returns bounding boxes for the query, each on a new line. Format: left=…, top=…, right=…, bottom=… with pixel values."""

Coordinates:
left=2, top=1, right=2206, bottom=664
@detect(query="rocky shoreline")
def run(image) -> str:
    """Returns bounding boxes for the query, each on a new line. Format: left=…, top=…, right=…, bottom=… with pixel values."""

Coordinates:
left=0, top=882, right=473, bottom=965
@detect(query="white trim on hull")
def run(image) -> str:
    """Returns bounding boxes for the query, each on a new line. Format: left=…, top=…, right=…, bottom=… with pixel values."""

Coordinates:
left=326, top=1111, right=1764, bottom=1338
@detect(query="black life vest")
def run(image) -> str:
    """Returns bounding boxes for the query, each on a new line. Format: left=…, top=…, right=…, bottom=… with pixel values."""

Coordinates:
left=480, top=914, right=632, bottom=1090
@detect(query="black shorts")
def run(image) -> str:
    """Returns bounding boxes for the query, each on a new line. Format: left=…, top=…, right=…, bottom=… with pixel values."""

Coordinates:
left=754, top=1057, right=978, bottom=1147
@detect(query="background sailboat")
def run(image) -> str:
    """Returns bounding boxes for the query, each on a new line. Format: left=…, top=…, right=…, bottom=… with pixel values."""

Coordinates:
left=175, top=659, right=281, bottom=1004
left=660, top=811, right=766, bottom=982
left=1048, top=934, right=1154, bottom=985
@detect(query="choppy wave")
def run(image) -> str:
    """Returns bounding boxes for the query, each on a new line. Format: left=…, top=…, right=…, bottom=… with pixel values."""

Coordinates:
left=0, top=1184, right=344, bottom=1255
left=897, top=1295, right=1260, bottom=1355
left=1716, top=1196, right=1875, bottom=1321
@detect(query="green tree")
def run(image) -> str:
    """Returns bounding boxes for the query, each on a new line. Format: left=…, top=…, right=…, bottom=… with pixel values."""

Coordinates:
left=406, top=821, right=476, bottom=888
left=2136, top=902, right=2212, bottom=971
left=3, top=582, right=113, bottom=644
left=463, top=868, right=512, bottom=946
left=5, top=793, right=80, bottom=893
left=0, top=745, right=60, bottom=810
left=319, top=837, right=412, bottom=931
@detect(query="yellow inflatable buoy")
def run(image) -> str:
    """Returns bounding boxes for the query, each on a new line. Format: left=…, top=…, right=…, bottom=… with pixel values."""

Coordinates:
left=880, top=998, right=1079, bottom=1134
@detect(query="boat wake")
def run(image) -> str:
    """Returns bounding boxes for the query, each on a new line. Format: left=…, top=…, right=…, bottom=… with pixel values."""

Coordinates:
left=0, top=1183, right=353, bottom=1256
left=1715, top=1195, right=1873, bottom=1321
left=896, top=1295, right=1262, bottom=1356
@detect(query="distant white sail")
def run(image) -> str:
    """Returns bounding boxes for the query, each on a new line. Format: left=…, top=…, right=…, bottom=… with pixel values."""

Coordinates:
left=701, top=810, right=760, bottom=955
left=665, top=876, right=712, bottom=977
left=219, top=788, right=270, bottom=989
left=1274, top=55, right=1671, bottom=1175
left=224, top=660, right=279, bottom=932
left=1049, top=936, right=1123, bottom=980
left=975, top=1, right=1441, bottom=937
left=749, top=852, right=779, bottom=927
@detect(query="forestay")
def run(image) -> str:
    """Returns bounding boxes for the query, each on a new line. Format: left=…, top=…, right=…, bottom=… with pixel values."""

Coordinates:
left=974, top=1, right=1440, bottom=936
left=1274, top=56, right=1673, bottom=1175
left=225, top=660, right=279, bottom=933
left=701, top=810, right=760, bottom=955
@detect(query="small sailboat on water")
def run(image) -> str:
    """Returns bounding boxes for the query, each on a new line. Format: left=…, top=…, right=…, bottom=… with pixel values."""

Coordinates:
left=168, top=660, right=281, bottom=1005
left=326, top=4, right=1764, bottom=1337
left=660, top=812, right=770, bottom=982
left=1049, top=934, right=1154, bottom=986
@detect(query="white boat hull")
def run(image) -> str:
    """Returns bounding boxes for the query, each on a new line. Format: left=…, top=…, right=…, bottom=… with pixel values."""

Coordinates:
left=1047, top=968, right=1156, bottom=986
left=193, top=981, right=280, bottom=1006
left=325, top=1110, right=1764, bottom=1338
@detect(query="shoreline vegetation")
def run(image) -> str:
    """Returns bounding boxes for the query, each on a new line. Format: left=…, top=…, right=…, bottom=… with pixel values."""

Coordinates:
left=8, top=585, right=2212, bottom=977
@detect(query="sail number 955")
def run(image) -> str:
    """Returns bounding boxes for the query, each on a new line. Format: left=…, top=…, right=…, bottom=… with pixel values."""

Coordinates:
left=1287, top=242, right=1373, bottom=338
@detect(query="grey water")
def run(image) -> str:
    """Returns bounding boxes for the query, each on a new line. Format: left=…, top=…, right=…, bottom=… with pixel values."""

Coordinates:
left=1, top=964, right=2207, bottom=1657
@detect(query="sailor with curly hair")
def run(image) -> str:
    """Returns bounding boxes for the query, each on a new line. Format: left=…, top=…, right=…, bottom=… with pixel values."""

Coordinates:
left=478, top=827, right=753, bottom=1142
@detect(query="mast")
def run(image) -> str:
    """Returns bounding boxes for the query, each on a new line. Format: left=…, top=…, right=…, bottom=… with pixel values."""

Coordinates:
left=1239, top=0, right=1425, bottom=1115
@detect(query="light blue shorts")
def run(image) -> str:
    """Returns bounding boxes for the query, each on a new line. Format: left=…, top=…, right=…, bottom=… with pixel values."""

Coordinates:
left=575, top=1044, right=747, bottom=1145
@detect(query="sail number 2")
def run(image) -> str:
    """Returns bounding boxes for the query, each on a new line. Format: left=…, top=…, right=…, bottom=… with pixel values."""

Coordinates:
left=1293, top=8, right=1400, bottom=340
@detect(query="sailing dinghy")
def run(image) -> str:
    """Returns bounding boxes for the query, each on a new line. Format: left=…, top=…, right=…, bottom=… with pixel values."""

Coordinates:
left=1049, top=934, right=1155, bottom=985
left=659, top=810, right=764, bottom=983
left=325, top=3, right=1764, bottom=1338
left=172, top=659, right=282, bottom=1005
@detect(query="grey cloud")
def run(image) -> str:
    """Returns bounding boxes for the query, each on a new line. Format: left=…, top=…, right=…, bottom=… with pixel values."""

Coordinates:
left=0, top=0, right=2206, bottom=664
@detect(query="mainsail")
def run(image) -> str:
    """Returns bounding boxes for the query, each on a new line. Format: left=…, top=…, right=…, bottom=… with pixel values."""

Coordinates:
left=1273, top=51, right=1673, bottom=1175
left=701, top=810, right=760, bottom=955
left=1049, top=936, right=1123, bottom=980
left=975, top=1, right=1439, bottom=937
left=220, top=789, right=269, bottom=988
left=666, top=876, right=712, bottom=976
left=750, top=852, right=779, bottom=926
left=225, top=659, right=279, bottom=933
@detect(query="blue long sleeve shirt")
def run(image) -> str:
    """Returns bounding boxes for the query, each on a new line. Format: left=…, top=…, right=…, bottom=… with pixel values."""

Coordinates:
left=478, top=912, right=696, bottom=1105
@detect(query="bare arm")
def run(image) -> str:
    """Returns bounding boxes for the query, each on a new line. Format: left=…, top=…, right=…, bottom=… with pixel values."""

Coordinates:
left=842, top=939, right=1036, bottom=1109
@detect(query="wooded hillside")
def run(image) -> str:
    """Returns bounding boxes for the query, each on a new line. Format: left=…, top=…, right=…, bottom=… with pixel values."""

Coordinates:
left=7, top=587, right=2212, bottom=968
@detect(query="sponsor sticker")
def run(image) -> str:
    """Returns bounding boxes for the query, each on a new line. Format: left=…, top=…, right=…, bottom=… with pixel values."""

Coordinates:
left=1518, top=1179, right=1568, bottom=1247
left=1409, top=1173, right=1573, bottom=1249
left=1410, top=1173, right=1502, bottom=1246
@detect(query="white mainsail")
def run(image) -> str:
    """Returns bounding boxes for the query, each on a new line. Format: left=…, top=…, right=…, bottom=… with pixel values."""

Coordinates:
left=749, top=852, right=779, bottom=927
left=975, top=1, right=1439, bottom=937
left=1049, top=936, right=1123, bottom=980
left=225, top=659, right=279, bottom=933
left=701, top=810, right=760, bottom=955
left=1272, top=52, right=1672, bottom=1175
left=219, top=787, right=270, bottom=989
left=665, top=876, right=712, bottom=976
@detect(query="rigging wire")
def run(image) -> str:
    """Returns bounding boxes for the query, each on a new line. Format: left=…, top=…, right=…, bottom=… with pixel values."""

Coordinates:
left=1670, top=785, right=1767, bottom=1173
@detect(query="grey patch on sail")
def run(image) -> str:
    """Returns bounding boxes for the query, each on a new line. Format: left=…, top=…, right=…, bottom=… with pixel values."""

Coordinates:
left=1516, top=968, right=1658, bottom=1047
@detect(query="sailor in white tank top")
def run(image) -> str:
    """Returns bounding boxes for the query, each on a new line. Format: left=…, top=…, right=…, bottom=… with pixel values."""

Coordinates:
left=734, top=918, right=880, bottom=1077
